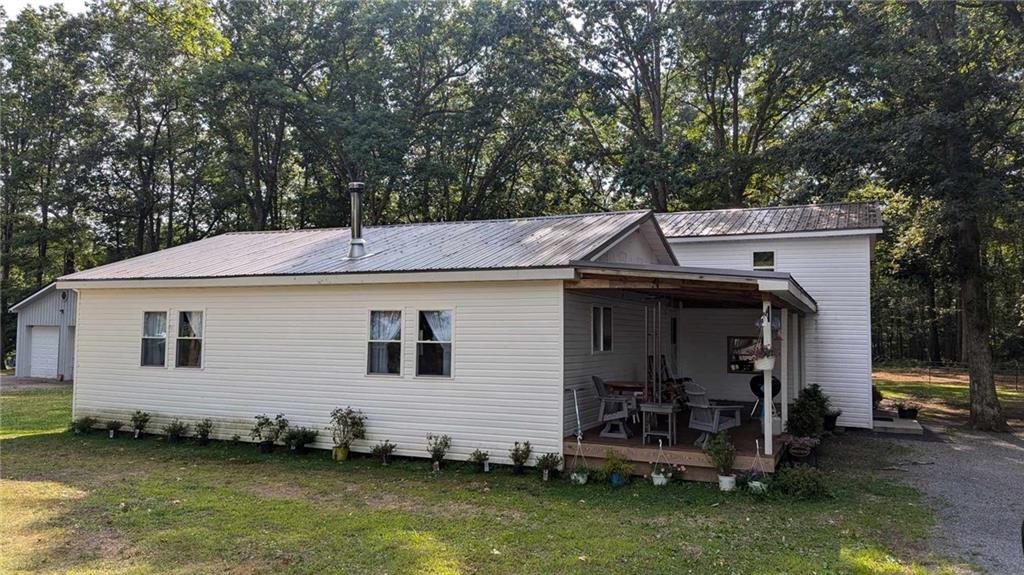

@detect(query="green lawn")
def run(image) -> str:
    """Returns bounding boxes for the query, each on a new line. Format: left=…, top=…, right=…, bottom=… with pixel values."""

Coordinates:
left=874, top=369, right=1024, bottom=425
left=0, top=387, right=962, bottom=574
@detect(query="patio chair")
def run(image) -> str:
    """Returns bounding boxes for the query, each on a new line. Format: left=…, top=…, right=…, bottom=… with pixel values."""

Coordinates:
left=684, top=381, right=743, bottom=449
left=592, top=376, right=633, bottom=439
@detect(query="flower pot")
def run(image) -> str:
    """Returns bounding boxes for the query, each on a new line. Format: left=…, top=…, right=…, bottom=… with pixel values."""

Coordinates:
left=570, top=471, right=589, bottom=485
left=772, top=415, right=783, bottom=436
left=259, top=440, right=275, bottom=454
left=332, top=446, right=349, bottom=461
left=432, top=461, right=441, bottom=473
left=897, top=407, right=919, bottom=420
left=133, top=429, right=142, bottom=439
left=482, top=461, right=490, bottom=473
left=789, top=445, right=812, bottom=458
left=651, top=472, right=671, bottom=486
left=542, top=469, right=550, bottom=481
left=609, top=471, right=627, bottom=487
left=381, top=455, right=390, bottom=466
left=824, top=413, right=840, bottom=431
left=108, top=430, right=116, bottom=439
left=718, top=474, right=736, bottom=492
left=748, top=480, right=767, bottom=494
left=754, top=356, right=776, bottom=371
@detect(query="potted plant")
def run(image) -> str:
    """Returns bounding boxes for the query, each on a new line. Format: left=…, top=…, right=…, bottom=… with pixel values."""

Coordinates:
left=703, top=431, right=737, bottom=491
left=896, top=402, right=920, bottom=419
left=469, top=449, right=490, bottom=472
left=372, top=440, right=397, bottom=465
left=250, top=413, right=288, bottom=453
left=600, top=449, right=633, bottom=487
left=508, top=441, right=532, bottom=475
left=163, top=419, right=190, bottom=444
left=750, top=342, right=775, bottom=371
left=426, top=434, right=451, bottom=471
left=650, top=462, right=676, bottom=486
left=785, top=435, right=820, bottom=460
left=70, top=416, right=98, bottom=435
left=194, top=419, right=214, bottom=445
left=285, top=426, right=319, bottom=454
left=328, top=406, right=365, bottom=461
left=737, top=469, right=767, bottom=493
left=130, top=410, right=150, bottom=439
left=536, top=452, right=562, bottom=481
left=824, top=408, right=842, bottom=431
left=105, top=420, right=124, bottom=439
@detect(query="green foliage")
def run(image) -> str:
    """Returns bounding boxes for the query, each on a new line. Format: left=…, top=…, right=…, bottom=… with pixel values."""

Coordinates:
left=105, top=420, right=124, bottom=432
left=371, top=440, right=396, bottom=462
left=536, top=452, right=562, bottom=472
left=130, top=411, right=151, bottom=432
left=772, top=466, right=831, bottom=500
left=468, top=449, right=489, bottom=464
left=284, top=427, right=318, bottom=449
left=70, top=416, right=98, bottom=434
left=194, top=419, right=214, bottom=440
left=508, top=441, right=532, bottom=467
left=425, top=434, right=451, bottom=462
left=162, top=419, right=190, bottom=440
left=598, top=449, right=633, bottom=479
left=328, top=407, right=365, bottom=448
left=250, top=413, right=288, bottom=444
left=702, top=431, right=736, bottom=475
left=787, top=385, right=829, bottom=438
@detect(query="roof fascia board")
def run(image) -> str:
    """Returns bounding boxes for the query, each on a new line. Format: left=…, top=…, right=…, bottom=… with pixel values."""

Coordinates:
left=56, top=267, right=577, bottom=290
left=665, top=227, right=884, bottom=243
left=10, top=283, right=56, bottom=312
left=757, top=279, right=817, bottom=314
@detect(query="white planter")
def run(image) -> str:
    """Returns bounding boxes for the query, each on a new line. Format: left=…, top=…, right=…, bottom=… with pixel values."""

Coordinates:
left=754, top=356, right=776, bottom=371
left=651, top=472, right=671, bottom=486
left=718, top=474, right=736, bottom=492
left=542, top=469, right=550, bottom=481
left=772, top=416, right=783, bottom=436
left=748, top=480, right=767, bottom=494
left=108, top=430, right=116, bottom=439
left=483, top=461, right=490, bottom=473
left=570, top=471, right=589, bottom=485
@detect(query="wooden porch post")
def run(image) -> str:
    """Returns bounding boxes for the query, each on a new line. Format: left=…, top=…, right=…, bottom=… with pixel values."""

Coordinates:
left=781, top=310, right=789, bottom=431
left=762, top=299, right=773, bottom=456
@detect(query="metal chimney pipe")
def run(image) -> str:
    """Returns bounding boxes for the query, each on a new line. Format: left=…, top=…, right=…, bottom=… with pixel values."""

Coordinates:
left=348, top=181, right=366, bottom=258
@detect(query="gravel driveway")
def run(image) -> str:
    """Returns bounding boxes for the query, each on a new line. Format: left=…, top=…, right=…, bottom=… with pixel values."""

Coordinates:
left=888, top=425, right=1024, bottom=574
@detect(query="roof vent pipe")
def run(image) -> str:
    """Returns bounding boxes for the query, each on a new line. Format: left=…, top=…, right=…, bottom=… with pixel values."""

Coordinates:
left=348, top=181, right=366, bottom=258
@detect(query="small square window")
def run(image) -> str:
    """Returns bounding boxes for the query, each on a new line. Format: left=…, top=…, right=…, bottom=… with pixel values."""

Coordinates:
left=753, top=251, right=775, bottom=271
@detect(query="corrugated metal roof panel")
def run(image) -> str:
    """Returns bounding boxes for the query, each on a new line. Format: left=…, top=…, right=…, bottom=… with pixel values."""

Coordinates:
left=60, top=211, right=650, bottom=281
left=656, top=202, right=882, bottom=238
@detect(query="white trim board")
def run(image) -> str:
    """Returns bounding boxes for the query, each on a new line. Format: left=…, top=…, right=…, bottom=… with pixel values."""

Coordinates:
left=665, top=228, right=883, bottom=243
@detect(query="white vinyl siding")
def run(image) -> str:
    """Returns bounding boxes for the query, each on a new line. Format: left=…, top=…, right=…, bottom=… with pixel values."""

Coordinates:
left=71, top=281, right=564, bottom=462
left=670, top=234, right=874, bottom=429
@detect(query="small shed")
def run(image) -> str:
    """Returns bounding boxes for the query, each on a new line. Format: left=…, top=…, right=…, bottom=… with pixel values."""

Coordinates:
left=11, top=284, right=77, bottom=380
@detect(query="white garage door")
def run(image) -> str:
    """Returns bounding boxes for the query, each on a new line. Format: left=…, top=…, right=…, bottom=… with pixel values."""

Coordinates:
left=29, top=326, right=59, bottom=378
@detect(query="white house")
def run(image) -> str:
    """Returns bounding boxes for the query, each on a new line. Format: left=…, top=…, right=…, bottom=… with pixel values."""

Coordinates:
left=57, top=189, right=880, bottom=479
left=11, top=283, right=78, bottom=380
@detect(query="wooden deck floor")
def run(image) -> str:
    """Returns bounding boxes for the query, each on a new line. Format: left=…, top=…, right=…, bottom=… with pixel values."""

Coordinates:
left=564, top=419, right=784, bottom=482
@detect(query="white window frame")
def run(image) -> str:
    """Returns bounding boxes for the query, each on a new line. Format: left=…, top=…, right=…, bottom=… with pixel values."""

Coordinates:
left=174, top=310, right=205, bottom=369
left=753, top=251, right=775, bottom=271
left=591, top=305, right=613, bottom=353
left=415, top=308, right=455, bottom=378
left=366, top=309, right=403, bottom=376
left=140, top=310, right=168, bottom=368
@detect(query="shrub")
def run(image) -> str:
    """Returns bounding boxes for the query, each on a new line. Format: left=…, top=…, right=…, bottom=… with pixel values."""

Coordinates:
left=508, top=441, right=532, bottom=468
left=703, top=430, right=736, bottom=476
left=598, top=449, right=633, bottom=479
left=284, top=426, right=319, bottom=450
left=469, top=449, right=489, bottom=464
left=371, top=439, right=397, bottom=463
left=194, top=419, right=214, bottom=441
left=105, top=420, right=125, bottom=432
left=130, top=410, right=151, bottom=433
left=70, top=416, right=98, bottom=434
left=872, top=385, right=884, bottom=409
left=425, top=434, right=451, bottom=462
left=772, top=466, right=831, bottom=500
left=536, top=452, right=563, bottom=473
left=163, top=419, right=190, bottom=441
left=250, top=413, right=289, bottom=444
left=787, top=385, right=830, bottom=437
left=328, top=407, right=366, bottom=448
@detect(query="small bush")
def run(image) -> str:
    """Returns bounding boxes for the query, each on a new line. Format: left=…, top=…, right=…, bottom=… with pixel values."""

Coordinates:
left=703, top=430, right=736, bottom=475
left=70, top=416, right=98, bottom=434
left=250, top=413, right=289, bottom=444
left=105, top=420, right=125, bottom=432
left=130, top=410, right=151, bottom=433
left=194, top=419, right=214, bottom=441
left=163, top=419, right=190, bottom=440
left=371, top=439, right=397, bottom=463
left=508, top=441, right=532, bottom=468
left=536, top=452, right=562, bottom=477
left=328, top=407, right=366, bottom=448
left=284, top=426, right=319, bottom=450
left=425, top=433, right=451, bottom=462
left=469, top=449, right=489, bottom=464
left=598, top=449, right=633, bottom=479
left=787, top=384, right=830, bottom=437
left=872, top=385, right=884, bottom=409
left=772, top=466, right=831, bottom=500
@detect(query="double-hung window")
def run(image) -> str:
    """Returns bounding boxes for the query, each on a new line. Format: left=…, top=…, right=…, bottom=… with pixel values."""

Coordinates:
left=176, top=311, right=204, bottom=368
left=141, top=311, right=167, bottom=366
left=592, top=306, right=613, bottom=352
left=368, top=310, right=402, bottom=375
left=416, top=310, right=452, bottom=377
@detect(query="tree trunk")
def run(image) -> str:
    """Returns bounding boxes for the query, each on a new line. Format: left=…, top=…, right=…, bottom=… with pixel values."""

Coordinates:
left=959, top=215, right=1008, bottom=431
left=926, top=281, right=941, bottom=364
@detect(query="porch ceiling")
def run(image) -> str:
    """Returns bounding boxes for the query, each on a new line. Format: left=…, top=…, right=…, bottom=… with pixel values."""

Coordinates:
left=567, top=261, right=817, bottom=313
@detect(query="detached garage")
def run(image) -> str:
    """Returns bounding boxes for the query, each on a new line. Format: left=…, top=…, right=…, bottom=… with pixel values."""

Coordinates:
left=12, top=284, right=77, bottom=380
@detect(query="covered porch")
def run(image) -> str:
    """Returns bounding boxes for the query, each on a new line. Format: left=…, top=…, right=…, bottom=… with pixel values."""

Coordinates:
left=562, top=261, right=817, bottom=481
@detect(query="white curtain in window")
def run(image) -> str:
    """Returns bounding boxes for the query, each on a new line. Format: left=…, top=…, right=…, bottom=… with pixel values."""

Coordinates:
left=371, top=311, right=402, bottom=341
left=144, top=312, right=166, bottom=337
left=179, top=311, right=203, bottom=338
left=421, top=310, right=452, bottom=341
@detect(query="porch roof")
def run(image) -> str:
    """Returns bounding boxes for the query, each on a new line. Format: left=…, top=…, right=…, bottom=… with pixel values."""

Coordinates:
left=567, top=260, right=817, bottom=314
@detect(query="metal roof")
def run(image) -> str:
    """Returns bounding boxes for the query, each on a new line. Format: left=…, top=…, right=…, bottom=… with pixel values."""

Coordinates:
left=656, top=202, right=882, bottom=238
left=10, top=283, right=57, bottom=312
left=60, top=211, right=652, bottom=281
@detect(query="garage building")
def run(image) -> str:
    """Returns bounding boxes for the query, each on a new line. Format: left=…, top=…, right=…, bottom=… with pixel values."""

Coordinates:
left=11, top=284, right=77, bottom=380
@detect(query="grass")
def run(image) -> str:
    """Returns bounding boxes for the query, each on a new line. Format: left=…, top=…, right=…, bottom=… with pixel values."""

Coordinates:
left=874, top=367, right=1024, bottom=426
left=0, top=387, right=964, bottom=574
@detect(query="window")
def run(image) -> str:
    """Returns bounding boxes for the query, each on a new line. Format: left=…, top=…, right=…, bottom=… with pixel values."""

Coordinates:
left=176, top=311, right=203, bottom=368
left=591, top=306, right=613, bottom=352
left=753, top=251, right=775, bottom=271
left=416, top=310, right=452, bottom=376
left=368, top=310, right=402, bottom=375
left=670, top=317, right=678, bottom=345
left=141, top=311, right=167, bottom=366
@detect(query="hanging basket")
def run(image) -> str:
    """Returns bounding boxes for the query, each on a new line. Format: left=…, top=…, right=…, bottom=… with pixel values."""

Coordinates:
left=650, top=440, right=675, bottom=487
left=754, top=356, right=776, bottom=371
left=569, top=437, right=590, bottom=485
